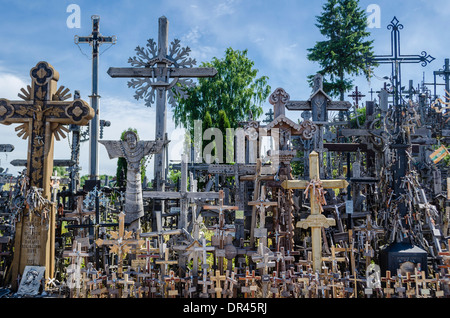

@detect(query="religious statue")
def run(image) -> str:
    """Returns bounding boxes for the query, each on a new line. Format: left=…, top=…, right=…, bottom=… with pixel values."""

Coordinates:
left=100, top=131, right=165, bottom=230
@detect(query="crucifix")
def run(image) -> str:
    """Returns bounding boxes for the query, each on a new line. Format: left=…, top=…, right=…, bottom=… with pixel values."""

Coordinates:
left=281, top=151, right=349, bottom=273
left=0, top=61, right=94, bottom=288
left=107, top=16, right=217, bottom=222
left=368, top=16, right=434, bottom=107
left=75, top=15, right=116, bottom=181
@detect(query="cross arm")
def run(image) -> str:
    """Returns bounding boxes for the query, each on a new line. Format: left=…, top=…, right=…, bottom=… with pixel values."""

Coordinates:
left=281, top=179, right=349, bottom=190
left=107, top=67, right=217, bottom=78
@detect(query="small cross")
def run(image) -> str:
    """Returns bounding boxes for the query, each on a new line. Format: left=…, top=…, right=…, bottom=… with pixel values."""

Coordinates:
left=348, top=86, right=365, bottom=108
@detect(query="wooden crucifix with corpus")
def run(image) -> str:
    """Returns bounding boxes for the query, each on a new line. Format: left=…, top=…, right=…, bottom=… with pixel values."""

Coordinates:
left=0, top=61, right=94, bottom=288
left=281, top=151, right=348, bottom=273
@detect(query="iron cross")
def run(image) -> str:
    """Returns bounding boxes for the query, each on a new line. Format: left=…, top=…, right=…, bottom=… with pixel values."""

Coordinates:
left=348, top=86, right=365, bottom=108
left=75, top=15, right=116, bottom=181
left=368, top=16, right=434, bottom=107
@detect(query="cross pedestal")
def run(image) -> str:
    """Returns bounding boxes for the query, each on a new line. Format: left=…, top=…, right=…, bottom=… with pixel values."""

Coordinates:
left=281, top=151, right=348, bottom=273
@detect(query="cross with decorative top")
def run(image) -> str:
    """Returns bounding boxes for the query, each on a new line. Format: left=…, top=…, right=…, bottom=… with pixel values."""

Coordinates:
left=348, top=86, right=365, bottom=108
left=95, top=212, right=145, bottom=275
left=281, top=151, right=348, bottom=273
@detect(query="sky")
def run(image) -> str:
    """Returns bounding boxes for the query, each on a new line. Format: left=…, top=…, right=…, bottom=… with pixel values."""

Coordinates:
left=0, top=0, right=449, bottom=180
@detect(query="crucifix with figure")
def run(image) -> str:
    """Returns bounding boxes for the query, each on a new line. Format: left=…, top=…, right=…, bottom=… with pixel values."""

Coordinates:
left=0, top=61, right=94, bottom=288
left=107, top=16, right=217, bottom=227
left=281, top=151, right=348, bottom=273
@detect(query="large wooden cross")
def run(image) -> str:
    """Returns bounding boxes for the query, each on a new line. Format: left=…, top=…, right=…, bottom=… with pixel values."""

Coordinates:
left=107, top=16, right=217, bottom=218
left=0, top=61, right=94, bottom=286
left=281, top=151, right=348, bottom=273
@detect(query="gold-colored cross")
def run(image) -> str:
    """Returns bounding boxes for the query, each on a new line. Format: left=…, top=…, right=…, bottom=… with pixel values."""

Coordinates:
left=281, top=151, right=348, bottom=273
left=95, top=212, right=144, bottom=276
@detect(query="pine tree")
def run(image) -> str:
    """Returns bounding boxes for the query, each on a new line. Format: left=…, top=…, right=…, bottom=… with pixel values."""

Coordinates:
left=307, top=0, right=375, bottom=100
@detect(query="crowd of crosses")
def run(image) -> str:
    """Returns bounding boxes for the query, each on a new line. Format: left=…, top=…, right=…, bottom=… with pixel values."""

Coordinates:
left=1, top=15, right=450, bottom=299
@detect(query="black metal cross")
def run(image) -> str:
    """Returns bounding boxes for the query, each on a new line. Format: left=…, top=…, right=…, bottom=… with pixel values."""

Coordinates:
left=348, top=86, right=365, bottom=108
left=368, top=17, right=434, bottom=107
left=434, top=58, right=450, bottom=96
left=263, top=109, right=274, bottom=123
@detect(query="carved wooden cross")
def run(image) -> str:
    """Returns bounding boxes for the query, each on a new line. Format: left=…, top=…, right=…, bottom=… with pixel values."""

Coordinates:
left=209, top=269, right=226, bottom=298
left=164, top=270, right=180, bottom=298
left=239, top=269, right=261, bottom=298
left=107, top=16, right=217, bottom=215
left=248, top=185, right=277, bottom=246
left=203, top=190, right=238, bottom=272
left=155, top=242, right=177, bottom=277
left=137, top=238, right=159, bottom=273
left=95, top=212, right=145, bottom=275
left=281, top=151, right=348, bottom=273
left=0, top=61, right=94, bottom=285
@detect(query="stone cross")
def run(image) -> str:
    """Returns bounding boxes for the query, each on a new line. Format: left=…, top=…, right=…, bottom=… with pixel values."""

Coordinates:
left=0, top=61, right=94, bottom=286
left=95, top=212, right=145, bottom=275
left=281, top=151, right=349, bottom=273
left=100, top=132, right=166, bottom=230
left=107, top=16, right=217, bottom=219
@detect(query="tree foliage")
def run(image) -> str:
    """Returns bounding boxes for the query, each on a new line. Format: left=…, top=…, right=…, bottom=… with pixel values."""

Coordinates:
left=307, top=0, right=376, bottom=100
left=173, top=47, right=271, bottom=132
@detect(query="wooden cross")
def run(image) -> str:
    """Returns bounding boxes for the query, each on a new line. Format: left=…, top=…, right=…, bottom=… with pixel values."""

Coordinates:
left=381, top=270, right=396, bottom=298
left=209, top=269, right=227, bottom=298
left=65, top=195, right=95, bottom=224
left=252, top=242, right=276, bottom=276
left=164, top=270, right=180, bottom=298
left=239, top=269, right=261, bottom=298
left=248, top=185, right=277, bottom=246
left=181, top=271, right=196, bottom=298
left=198, top=270, right=213, bottom=298
left=203, top=190, right=238, bottom=272
left=95, top=212, right=145, bottom=275
left=108, top=17, right=217, bottom=216
left=281, top=151, right=348, bottom=273
left=223, top=268, right=238, bottom=298
left=155, top=242, right=177, bottom=277
left=0, top=61, right=94, bottom=285
left=137, top=238, right=159, bottom=273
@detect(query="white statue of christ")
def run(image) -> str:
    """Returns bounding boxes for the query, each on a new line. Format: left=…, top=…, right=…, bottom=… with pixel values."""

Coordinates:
left=100, top=131, right=165, bottom=230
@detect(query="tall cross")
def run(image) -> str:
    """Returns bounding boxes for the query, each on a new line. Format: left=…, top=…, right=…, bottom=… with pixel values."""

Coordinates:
left=348, top=86, right=365, bottom=108
left=247, top=185, right=277, bottom=246
left=434, top=58, right=450, bottom=97
left=368, top=16, right=434, bottom=107
left=107, top=16, right=217, bottom=218
left=75, top=15, right=116, bottom=181
left=0, top=61, right=94, bottom=286
left=281, top=151, right=348, bottom=273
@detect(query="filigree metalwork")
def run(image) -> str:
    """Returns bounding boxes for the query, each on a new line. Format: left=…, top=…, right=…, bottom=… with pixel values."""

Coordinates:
left=127, top=38, right=197, bottom=107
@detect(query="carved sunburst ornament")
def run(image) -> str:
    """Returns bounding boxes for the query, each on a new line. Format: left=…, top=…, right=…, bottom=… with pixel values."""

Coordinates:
left=127, top=38, right=197, bottom=107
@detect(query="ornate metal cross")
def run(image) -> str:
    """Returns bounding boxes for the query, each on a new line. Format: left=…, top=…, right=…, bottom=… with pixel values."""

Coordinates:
left=368, top=16, right=434, bottom=107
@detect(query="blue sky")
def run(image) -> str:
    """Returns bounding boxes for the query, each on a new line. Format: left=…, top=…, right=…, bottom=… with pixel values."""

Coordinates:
left=0, top=0, right=448, bottom=178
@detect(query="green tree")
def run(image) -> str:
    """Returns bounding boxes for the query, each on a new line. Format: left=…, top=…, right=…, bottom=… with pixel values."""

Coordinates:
left=115, top=128, right=147, bottom=188
left=173, top=47, right=271, bottom=132
left=307, top=0, right=376, bottom=101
